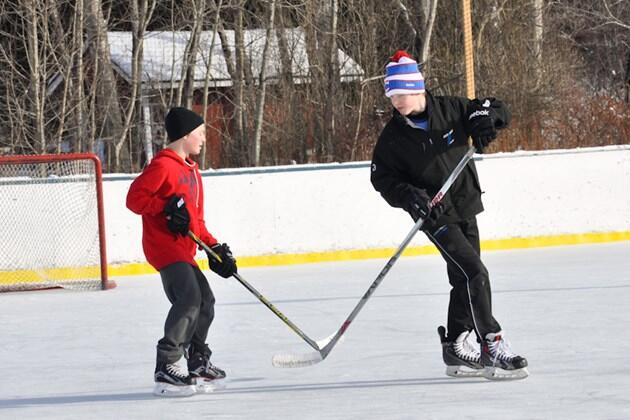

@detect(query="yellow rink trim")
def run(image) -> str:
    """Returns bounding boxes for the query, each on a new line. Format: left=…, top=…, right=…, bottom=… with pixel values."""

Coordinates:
left=2, top=231, right=630, bottom=283
left=0, top=266, right=101, bottom=286
left=480, top=231, right=630, bottom=251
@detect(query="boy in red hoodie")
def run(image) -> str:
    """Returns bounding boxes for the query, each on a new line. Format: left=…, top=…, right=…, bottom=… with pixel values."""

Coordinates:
left=127, top=107, right=237, bottom=397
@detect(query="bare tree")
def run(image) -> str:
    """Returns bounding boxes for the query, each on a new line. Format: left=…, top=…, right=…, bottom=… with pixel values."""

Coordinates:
left=217, top=0, right=248, bottom=166
left=200, top=0, right=224, bottom=168
left=74, top=0, right=88, bottom=153
left=85, top=0, right=124, bottom=166
left=303, top=0, right=340, bottom=161
left=419, top=0, right=438, bottom=65
left=175, top=0, right=207, bottom=108
left=116, top=0, right=157, bottom=169
left=551, top=0, right=630, bottom=96
left=323, top=0, right=340, bottom=160
left=0, top=0, right=628, bottom=167
left=251, top=0, right=277, bottom=166
left=533, top=0, right=544, bottom=88
left=393, top=0, right=439, bottom=64
left=625, top=52, right=630, bottom=103
left=23, top=0, right=46, bottom=153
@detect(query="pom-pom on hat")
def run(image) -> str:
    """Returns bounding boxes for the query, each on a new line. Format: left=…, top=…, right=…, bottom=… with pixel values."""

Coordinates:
left=164, top=107, right=205, bottom=142
left=384, top=50, right=425, bottom=97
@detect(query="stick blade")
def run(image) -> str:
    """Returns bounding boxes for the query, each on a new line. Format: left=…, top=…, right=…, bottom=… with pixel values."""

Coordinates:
left=272, top=351, right=323, bottom=368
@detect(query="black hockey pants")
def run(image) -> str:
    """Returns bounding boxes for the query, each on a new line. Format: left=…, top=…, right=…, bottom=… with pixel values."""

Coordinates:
left=156, top=262, right=215, bottom=364
left=425, top=216, right=501, bottom=342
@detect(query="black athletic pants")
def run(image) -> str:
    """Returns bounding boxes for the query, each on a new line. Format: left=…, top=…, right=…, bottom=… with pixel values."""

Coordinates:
left=156, top=262, right=215, bottom=364
left=425, top=216, right=501, bottom=342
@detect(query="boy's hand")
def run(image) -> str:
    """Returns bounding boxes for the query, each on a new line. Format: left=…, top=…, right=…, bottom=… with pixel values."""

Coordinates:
left=164, top=195, right=190, bottom=235
left=402, top=186, right=432, bottom=222
left=206, top=243, right=237, bottom=278
left=465, top=98, right=497, bottom=153
left=401, top=186, right=446, bottom=230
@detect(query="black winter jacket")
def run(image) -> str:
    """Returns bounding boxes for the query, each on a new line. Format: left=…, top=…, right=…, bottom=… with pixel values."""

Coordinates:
left=370, top=90, right=510, bottom=225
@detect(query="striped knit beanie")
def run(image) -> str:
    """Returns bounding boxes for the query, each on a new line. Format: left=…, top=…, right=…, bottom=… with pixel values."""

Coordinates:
left=384, top=50, right=425, bottom=97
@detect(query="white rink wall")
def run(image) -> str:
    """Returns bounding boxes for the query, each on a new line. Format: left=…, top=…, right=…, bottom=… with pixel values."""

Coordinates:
left=105, top=145, right=630, bottom=265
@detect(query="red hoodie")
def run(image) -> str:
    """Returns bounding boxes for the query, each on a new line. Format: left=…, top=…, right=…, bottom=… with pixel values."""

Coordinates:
left=126, top=149, right=217, bottom=270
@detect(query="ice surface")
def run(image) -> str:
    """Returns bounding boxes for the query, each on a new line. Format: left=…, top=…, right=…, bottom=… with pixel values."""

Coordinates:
left=1, top=242, right=630, bottom=419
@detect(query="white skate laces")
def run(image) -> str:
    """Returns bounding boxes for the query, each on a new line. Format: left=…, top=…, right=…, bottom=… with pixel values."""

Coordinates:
left=454, top=330, right=481, bottom=363
left=441, top=328, right=484, bottom=378
left=484, top=331, right=517, bottom=364
left=166, top=363, right=190, bottom=379
left=480, top=330, right=529, bottom=380
left=153, top=363, right=196, bottom=397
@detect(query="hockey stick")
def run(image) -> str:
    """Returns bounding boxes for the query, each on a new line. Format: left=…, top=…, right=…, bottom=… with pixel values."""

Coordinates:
left=187, top=230, right=323, bottom=354
left=272, top=145, right=477, bottom=368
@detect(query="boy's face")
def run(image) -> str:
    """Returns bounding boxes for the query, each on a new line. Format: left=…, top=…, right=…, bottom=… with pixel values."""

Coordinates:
left=390, top=93, right=426, bottom=116
left=183, top=125, right=206, bottom=156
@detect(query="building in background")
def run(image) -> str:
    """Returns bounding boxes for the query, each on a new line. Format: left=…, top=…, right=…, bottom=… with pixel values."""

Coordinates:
left=108, top=28, right=364, bottom=168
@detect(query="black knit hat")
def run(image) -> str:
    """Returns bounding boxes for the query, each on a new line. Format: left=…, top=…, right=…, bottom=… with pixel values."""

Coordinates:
left=164, top=107, right=204, bottom=142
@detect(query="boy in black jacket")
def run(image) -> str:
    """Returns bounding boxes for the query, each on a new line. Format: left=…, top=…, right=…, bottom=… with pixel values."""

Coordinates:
left=370, top=50, right=528, bottom=380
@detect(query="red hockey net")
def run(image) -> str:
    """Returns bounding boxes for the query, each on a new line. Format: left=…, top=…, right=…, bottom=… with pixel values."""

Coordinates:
left=0, top=153, right=115, bottom=291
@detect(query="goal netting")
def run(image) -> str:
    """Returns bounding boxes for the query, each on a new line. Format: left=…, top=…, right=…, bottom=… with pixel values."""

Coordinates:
left=0, top=153, right=115, bottom=292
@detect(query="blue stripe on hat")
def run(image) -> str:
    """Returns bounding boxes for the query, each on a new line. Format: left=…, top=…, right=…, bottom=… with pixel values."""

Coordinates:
left=385, top=79, right=425, bottom=91
left=386, top=63, right=420, bottom=77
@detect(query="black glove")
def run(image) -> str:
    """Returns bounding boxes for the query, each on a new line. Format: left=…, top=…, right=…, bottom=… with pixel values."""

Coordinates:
left=164, top=195, right=190, bottom=235
left=465, top=98, right=497, bottom=153
left=401, top=186, right=446, bottom=229
left=402, top=186, right=431, bottom=222
left=206, top=243, right=237, bottom=278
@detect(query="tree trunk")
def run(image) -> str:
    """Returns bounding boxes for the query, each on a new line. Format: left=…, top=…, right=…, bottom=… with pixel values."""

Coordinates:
left=323, top=0, right=339, bottom=161
left=419, top=0, right=438, bottom=66
left=394, top=0, right=417, bottom=55
left=184, top=0, right=206, bottom=109
left=275, top=9, right=293, bottom=86
left=533, top=0, right=544, bottom=88
left=217, top=26, right=236, bottom=163
left=234, top=3, right=247, bottom=165
left=85, top=0, right=125, bottom=169
left=24, top=0, right=46, bottom=153
left=114, top=0, right=156, bottom=171
left=128, top=0, right=156, bottom=167
left=201, top=0, right=224, bottom=169
left=49, top=4, right=73, bottom=153
left=304, top=0, right=339, bottom=161
left=75, top=0, right=88, bottom=153
left=251, top=0, right=277, bottom=166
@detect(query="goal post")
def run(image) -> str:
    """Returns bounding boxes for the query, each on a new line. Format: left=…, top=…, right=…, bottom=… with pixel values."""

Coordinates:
left=0, top=153, right=115, bottom=291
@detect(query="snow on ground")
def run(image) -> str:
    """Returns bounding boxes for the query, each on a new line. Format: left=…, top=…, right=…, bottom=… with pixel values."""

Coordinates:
left=1, top=242, right=630, bottom=420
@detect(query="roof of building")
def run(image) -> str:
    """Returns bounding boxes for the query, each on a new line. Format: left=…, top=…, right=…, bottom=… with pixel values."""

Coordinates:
left=108, top=28, right=364, bottom=88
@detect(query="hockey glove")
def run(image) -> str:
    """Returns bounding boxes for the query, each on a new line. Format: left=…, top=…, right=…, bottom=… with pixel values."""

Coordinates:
left=402, top=186, right=431, bottom=222
left=164, top=195, right=190, bottom=235
left=206, top=243, right=237, bottom=278
left=465, top=98, right=497, bottom=153
left=401, top=185, right=446, bottom=230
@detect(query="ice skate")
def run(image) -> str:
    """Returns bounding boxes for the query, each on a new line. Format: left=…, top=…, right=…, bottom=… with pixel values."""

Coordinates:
left=153, top=362, right=196, bottom=397
left=438, top=326, right=484, bottom=378
left=188, top=352, right=227, bottom=393
left=481, top=331, right=529, bottom=380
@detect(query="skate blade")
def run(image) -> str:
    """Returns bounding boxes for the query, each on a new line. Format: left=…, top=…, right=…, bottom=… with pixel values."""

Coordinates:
left=446, top=365, right=484, bottom=378
left=483, top=366, right=529, bottom=381
left=194, top=378, right=227, bottom=393
left=153, top=382, right=196, bottom=397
